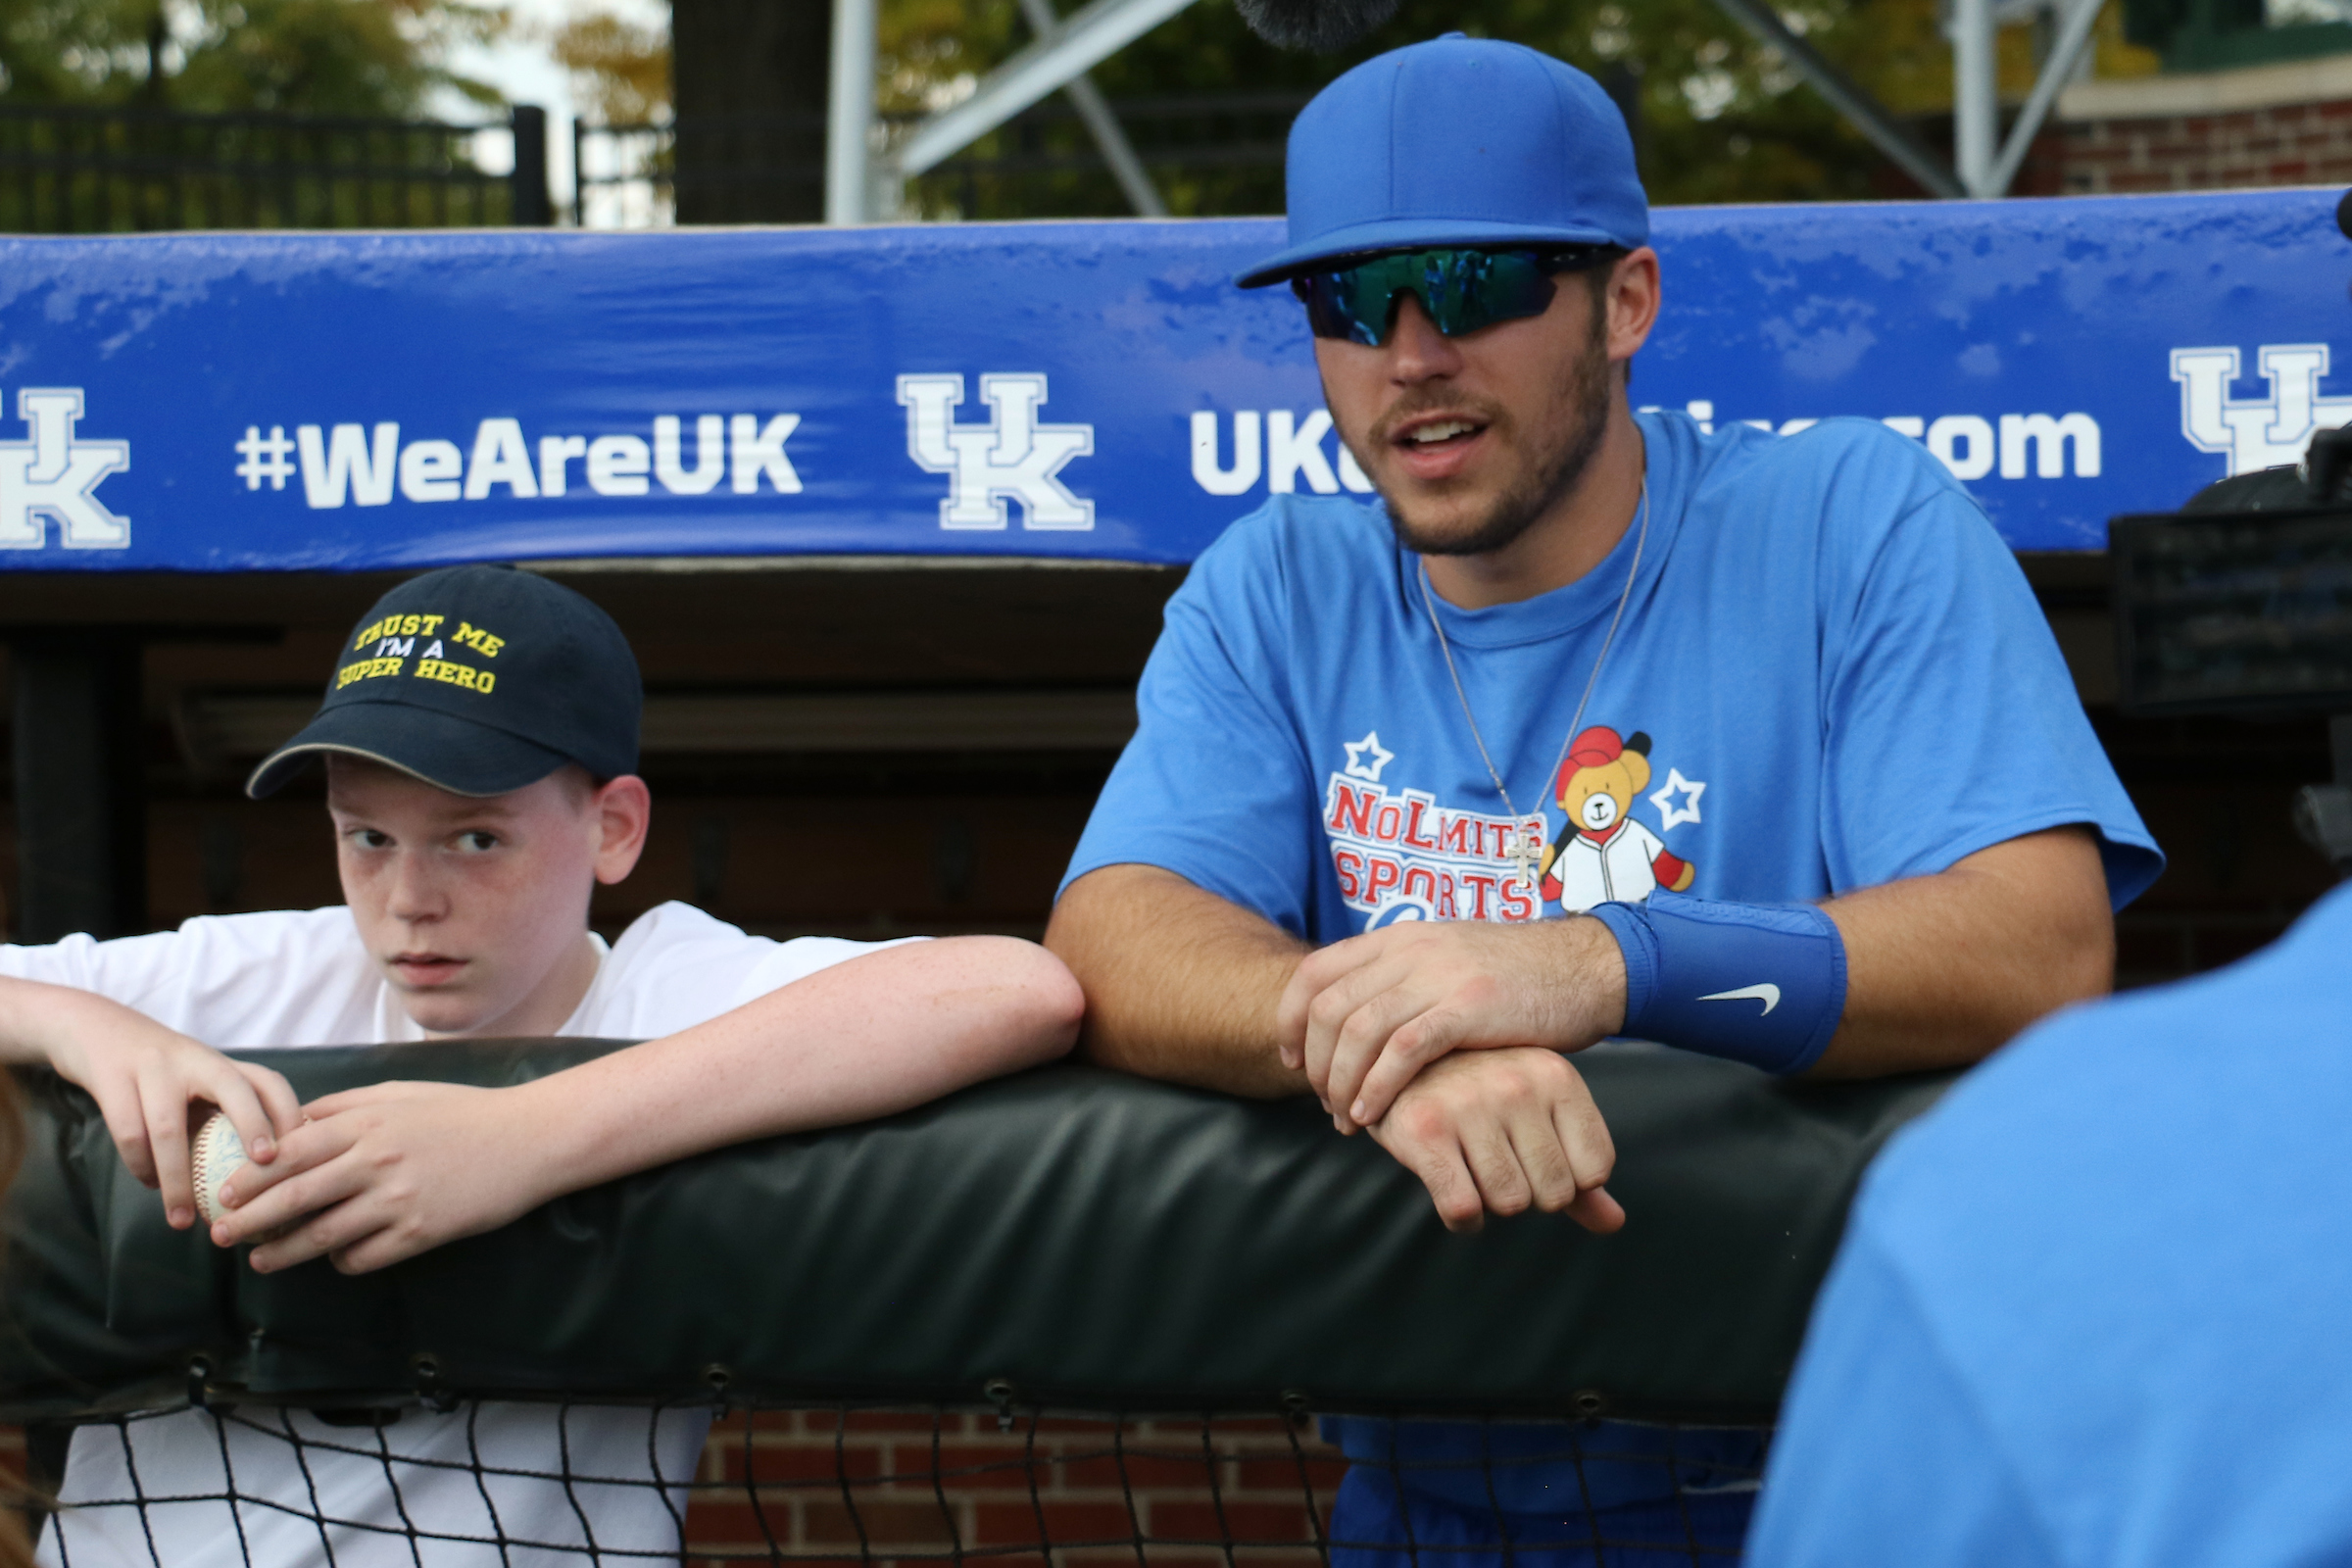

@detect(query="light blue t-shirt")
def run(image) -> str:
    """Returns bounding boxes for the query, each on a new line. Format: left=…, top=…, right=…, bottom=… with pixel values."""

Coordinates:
left=1059, top=410, right=2162, bottom=1515
left=1064, top=412, right=2160, bottom=933
left=1748, top=881, right=2352, bottom=1567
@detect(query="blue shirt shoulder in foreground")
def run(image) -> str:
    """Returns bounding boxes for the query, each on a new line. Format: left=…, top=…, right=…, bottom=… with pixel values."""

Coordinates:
left=1746, top=880, right=2352, bottom=1568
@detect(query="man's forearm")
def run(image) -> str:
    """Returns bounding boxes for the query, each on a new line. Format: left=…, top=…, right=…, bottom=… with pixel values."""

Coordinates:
left=1045, top=864, right=1308, bottom=1098
left=1817, top=824, right=2113, bottom=1075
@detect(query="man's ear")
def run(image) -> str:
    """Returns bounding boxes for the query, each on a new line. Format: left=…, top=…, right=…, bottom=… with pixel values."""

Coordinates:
left=1605, top=247, right=1661, bottom=367
left=590, top=775, right=653, bottom=886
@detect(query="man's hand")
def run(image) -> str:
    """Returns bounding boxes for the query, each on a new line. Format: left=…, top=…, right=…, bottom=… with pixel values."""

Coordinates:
left=29, top=999, right=302, bottom=1231
left=1366, top=1048, right=1623, bottom=1236
left=1278, top=916, right=1626, bottom=1131
left=213, top=1081, right=561, bottom=1275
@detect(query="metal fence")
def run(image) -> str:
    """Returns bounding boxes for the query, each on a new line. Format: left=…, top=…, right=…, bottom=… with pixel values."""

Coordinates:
left=0, top=102, right=552, bottom=234
left=574, top=92, right=1309, bottom=228
left=0, top=91, right=1299, bottom=235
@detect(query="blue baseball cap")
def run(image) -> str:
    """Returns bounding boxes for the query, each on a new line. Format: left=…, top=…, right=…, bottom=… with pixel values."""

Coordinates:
left=1237, top=34, right=1649, bottom=288
left=246, top=564, right=642, bottom=799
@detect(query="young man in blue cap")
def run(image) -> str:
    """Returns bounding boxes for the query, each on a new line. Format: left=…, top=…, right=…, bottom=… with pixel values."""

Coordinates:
left=1746, top=877, right=2352, bottom=1566
left=0, top=564, right=1083, bottom=1565
left=1045, top=32, right=2160, bottom=1563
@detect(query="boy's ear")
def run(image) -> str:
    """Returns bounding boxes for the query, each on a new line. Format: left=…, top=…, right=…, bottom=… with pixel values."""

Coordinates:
left=591, top=775, right=653, bottom=886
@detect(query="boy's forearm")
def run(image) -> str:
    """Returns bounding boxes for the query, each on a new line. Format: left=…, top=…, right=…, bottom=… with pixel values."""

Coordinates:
left=0, top=975, right=69, bottom=1064
left=502, top=936, right=1083, bottom=1200
left=0, top=975, right=140, bottom=1069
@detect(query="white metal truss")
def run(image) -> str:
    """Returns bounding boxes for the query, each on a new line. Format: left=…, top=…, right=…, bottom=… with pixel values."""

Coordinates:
left=1984, top=0, right=2107, bottom=196
left=826, top=0, right=881, bottom=222
left=1016, top=0, right=1172, bottom=218
left=1954, top=0, right=1999, bottom=194
left=893, top=0, right=1203, bottom=178
left=1707, top=0, right=1965, bottom=198
left=1718, top=0, right=2103, bottom=201
left=828, top=0, right=2106, bottom=223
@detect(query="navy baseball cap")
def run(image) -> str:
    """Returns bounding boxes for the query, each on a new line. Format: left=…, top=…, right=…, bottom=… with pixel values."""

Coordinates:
left=1236, top=34, right=1648, bottom=288
left=247, top=564, right=642, bottom=799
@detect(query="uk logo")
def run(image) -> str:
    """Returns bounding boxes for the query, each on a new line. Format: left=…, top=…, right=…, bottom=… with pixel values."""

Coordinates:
left=0, top=388, right=129, bottom=550
left=2172, top=343, right=2352, bottom=475
left=897, top=372, right=1095, bottom=530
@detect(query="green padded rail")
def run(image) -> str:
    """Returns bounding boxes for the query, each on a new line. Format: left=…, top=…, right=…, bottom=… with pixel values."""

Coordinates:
left=0, top=1045, right=1951, bottom=1424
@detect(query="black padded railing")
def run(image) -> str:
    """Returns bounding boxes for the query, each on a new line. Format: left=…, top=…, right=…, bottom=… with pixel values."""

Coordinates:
left=0, top=1047, right=1949, bottom=1425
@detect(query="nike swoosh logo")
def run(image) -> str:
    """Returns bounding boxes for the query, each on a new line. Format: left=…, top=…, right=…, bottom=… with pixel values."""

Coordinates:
left=1697, top=983, right=1781, bottom=1015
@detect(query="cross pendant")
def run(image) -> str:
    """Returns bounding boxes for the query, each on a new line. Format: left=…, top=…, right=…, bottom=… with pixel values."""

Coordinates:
left=1507, top=824, right=1545, bottom=892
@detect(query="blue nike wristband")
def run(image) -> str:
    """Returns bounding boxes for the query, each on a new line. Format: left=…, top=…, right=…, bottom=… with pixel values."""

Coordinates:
left=1586, top=893, right=1847, bottom=1075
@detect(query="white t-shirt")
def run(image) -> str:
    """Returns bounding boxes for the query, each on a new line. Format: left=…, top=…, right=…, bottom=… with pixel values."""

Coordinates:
left=13, top=902, right=907, bottom=1567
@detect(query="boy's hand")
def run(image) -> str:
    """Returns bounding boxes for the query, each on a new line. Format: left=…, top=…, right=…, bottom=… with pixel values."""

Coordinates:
left=41, top=1011, right=302, bottom=1231
left=212, top=1080, right=564, bottom=1274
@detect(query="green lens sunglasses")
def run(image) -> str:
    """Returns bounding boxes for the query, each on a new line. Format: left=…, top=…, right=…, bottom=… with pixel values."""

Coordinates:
left=1290, top=245, right=1615, bottom=347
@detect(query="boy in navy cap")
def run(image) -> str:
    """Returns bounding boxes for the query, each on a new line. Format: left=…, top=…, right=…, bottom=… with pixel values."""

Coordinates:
left=1047, top=33, right=2159, bottom=1564
left=1, top=564, right=1083, bottom=1565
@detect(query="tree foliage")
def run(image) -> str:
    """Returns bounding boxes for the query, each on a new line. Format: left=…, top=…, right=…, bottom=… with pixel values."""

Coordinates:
left=549, top=6, right=667, bottom=123
left=0, top=0, right=510, bottom=116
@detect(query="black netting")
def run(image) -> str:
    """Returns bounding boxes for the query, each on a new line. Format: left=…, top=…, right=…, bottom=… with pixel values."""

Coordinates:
left=27, top=1401, right=1768, bottom=1565
left=3, top=1054, right=1908, bottom=1565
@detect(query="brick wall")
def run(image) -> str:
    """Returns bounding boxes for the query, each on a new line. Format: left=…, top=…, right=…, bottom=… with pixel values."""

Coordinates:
left=2060, top=98, right=2352, bottom=192
left=681, top=1410, right=1340, bottom=1567
left=2056, top=53, right=2352, bottom=193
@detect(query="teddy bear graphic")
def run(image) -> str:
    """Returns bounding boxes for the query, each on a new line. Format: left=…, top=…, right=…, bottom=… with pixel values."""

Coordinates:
left=1539, top=725, right=1695, bottom=912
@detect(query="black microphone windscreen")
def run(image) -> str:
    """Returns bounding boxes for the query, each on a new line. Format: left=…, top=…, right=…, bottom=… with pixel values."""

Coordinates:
left=2336, top=187, right=2352, bottom=242
left=1233, top=0, right=1404, bottom=52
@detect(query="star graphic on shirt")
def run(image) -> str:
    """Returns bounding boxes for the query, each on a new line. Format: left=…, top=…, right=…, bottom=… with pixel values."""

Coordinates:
left=1343, top=730, right=1396, bottom=782
left=1648, top=768, right=1706, bottom=829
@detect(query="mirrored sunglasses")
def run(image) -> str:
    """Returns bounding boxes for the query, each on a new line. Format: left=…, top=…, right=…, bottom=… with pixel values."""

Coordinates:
left=1290, top=246, right=1613, bottom=347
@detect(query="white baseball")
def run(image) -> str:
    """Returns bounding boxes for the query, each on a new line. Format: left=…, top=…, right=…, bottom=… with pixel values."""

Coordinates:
left=191, top=1110, right=250, bottom=1226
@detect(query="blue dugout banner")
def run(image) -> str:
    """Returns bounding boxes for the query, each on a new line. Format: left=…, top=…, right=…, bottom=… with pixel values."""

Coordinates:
left=0, top=185, right=2342, bottom=571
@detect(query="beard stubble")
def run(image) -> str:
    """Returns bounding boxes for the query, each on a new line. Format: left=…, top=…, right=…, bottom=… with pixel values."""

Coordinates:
left=1371, top=304, right=1616, bottom=561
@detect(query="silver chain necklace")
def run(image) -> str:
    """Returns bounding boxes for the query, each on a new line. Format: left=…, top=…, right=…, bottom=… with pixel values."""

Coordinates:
left=1417, top=479, right=1651, bottom=896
